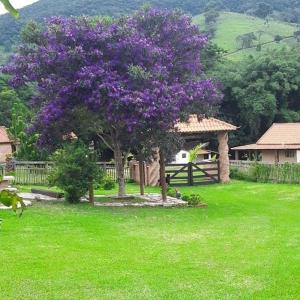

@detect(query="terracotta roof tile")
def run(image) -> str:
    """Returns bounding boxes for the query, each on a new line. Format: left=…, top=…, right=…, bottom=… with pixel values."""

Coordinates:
left=0, top=127, right=11, bottom=144
left=257, top=123, right=300, bottom=145
left=232, top=123, right=300, bottom=151
left=232, top=144, right=300, bottom=150
left=175, top=115, right=237, bottom=133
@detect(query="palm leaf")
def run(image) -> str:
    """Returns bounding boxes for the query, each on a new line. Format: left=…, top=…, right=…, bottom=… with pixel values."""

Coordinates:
left=0, top=0, right=19, bottom=18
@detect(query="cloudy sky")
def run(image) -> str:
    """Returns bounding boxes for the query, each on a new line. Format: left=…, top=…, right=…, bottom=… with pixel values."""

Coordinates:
left=0, top=0, right=39, bottom=15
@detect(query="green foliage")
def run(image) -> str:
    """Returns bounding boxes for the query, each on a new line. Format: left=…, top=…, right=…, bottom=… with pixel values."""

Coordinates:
left=9, top=101, right=47, bottom=161
left=182, top=193, right=204, bottom=206
left=0, top=190, right=25, bottom=216
left=49, top=142, right=102, bottom=203
left=166, top=186, right=177, bottom=198
left=102, top=176, right=116, bottom=190
left=216, top=48, right=300, bottom=146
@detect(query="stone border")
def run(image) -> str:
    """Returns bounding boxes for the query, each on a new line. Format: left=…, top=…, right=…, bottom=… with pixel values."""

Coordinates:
left=94, top=193, right=188, bottom=207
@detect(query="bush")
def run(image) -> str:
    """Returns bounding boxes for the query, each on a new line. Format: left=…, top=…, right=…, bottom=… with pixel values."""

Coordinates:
left=49, top=141, right=103, bottom=203
left=167, top=187, right=177, bottom=198
left=102, top=176, right=116, bottom=190
left=182, top=194, right=204, bottom=206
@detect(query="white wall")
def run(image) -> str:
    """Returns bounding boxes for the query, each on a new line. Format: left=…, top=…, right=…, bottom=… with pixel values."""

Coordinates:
left=172, top=150, right=190, bottom=164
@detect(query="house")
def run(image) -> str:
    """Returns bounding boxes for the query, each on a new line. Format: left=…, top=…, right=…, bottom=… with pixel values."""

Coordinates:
left=0, top=127, right=13, bottom=162
left=232, top=123, right=300, bottom=163
left=172, top=149, right=214, bottom=164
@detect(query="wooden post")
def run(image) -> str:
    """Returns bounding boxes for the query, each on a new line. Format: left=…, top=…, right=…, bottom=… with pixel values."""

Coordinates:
left=138, top=157, right=145, bottom=196
left=188, top=162, right=193, bottom=186
left=159, top=149, right=167, bottom=202
left=235, top=150, right=239, bottom=161
left=217, top=131, right=230, bottom=183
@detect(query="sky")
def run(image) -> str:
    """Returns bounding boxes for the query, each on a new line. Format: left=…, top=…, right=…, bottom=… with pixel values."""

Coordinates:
left=0, top=0, right=38, bottom=15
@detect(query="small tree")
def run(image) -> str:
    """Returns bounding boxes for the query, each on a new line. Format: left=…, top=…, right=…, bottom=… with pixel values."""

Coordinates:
left=49, top=141, right=102, bottom=204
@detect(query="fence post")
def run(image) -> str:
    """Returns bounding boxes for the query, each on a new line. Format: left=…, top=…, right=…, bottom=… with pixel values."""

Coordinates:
left=217, top=160, right=221, bottom=182
left=188, top=162, right=193, bottom=186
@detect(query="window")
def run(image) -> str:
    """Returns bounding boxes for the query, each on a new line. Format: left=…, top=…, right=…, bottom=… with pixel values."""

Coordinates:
left=285, top=150, right=295, bottom=158
left=182, top=153, right=187, bottom=158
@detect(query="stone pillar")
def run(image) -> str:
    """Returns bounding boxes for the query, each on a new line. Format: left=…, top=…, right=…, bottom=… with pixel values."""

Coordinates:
left=217, top=131, right=230, bottom=183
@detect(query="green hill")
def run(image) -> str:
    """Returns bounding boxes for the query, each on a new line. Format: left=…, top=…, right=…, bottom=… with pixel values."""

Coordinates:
left=193, top=12, right=299, bottom=60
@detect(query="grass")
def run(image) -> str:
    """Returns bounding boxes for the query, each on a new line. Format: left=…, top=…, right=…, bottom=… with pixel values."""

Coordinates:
left=1, top=180, right=300, bottom=299
left=193, top=12, right=298, bottom=60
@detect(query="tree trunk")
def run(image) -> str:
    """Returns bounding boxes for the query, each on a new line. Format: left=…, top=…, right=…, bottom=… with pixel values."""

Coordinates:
left=138, top=157, right=145, bottom=196
left=88, top=178, right=94, bottom=204
left=114, top=141, right=126, bottom=197
left=159, top=149, right=167, bottom=202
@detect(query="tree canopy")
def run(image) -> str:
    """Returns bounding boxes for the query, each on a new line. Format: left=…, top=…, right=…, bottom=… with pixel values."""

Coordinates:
left=3, top=8, right=220, bottom=195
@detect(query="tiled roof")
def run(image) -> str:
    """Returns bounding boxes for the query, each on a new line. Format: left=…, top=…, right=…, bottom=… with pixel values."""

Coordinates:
left=0, top=127, right=11, bottom=144
left=175, top=115, right=237, bottom=133
left=257, top=123, right=300, bottom=145
left=232, top=144, right=300, bottom=150
left=232, top=123, right=300, bottom=151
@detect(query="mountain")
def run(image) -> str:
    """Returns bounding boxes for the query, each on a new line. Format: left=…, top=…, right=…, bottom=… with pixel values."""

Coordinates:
left=0, top=0, right=208, bottom=50
left=1, top=0, right=300, bottom=50
left=194, top=12, right=298, bottom=60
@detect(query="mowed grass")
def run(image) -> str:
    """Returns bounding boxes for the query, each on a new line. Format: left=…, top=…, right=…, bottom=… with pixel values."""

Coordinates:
left=193, top=12, right=297, bottom=60
left=1, top=181, right=300, bottom=299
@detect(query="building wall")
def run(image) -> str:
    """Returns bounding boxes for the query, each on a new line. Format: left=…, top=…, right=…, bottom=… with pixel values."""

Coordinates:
left=172, top=150, right=189, bottom=164
left=261, top=150, right=298, bottom=163
left=0, top=143, right=12, bottom=162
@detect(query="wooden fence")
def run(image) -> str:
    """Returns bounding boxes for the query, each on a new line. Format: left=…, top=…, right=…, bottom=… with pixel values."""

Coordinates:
left=165, top=161, right=220, bottom=186
left=96, top=162, right=130, bottom=182
left=13, top=161, right=130, bottom=185
left=230, top=160, right=300, bottom=184
left=14, top=161, right=54, bottom=185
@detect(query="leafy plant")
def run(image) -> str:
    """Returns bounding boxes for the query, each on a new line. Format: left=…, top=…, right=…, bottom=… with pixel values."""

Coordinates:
left=182, top=194, right=204, bottom=206
left=0, top=190, right=25, bottom=216
left=188, top=143, right=209, bottom=163
left=0, top=0, right=19, bottom=18
left=167, top=187, right=177, bottom=198
left=102, top=176, right=116, bottom=190
left=49, top=141, right=103, bottom=203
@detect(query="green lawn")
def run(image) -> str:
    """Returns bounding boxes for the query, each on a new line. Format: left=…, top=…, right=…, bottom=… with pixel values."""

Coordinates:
left=1, top=181, right=300, bottom=299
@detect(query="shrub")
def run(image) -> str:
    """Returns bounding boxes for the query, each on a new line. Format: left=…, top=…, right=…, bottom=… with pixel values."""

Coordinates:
left=167, top=187, right=176, bottom=198
left=102, top=176, right=116, bottom=190
left=0, top=190, right=25, bottom=217
left=182, top=194, right=204, bottom=206
left=49, top=141, right=103, bottom=203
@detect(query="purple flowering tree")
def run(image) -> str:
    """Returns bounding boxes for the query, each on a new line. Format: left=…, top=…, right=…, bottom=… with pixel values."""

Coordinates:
left=3, top=8, right=220, bottom=197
